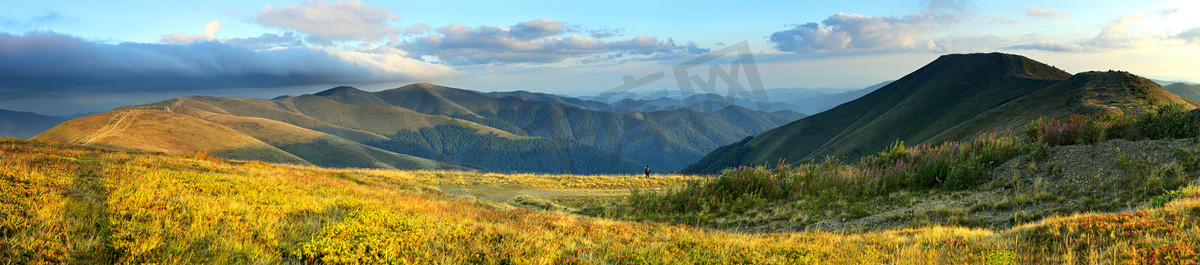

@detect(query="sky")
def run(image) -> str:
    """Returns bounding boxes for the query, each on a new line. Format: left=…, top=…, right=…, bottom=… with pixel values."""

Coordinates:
left=2, top=0, right=1199, bottom=115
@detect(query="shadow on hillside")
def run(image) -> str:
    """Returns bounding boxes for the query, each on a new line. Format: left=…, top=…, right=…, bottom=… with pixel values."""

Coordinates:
left=65, top=161, right=118, bottom=262
left=278, top=204, right=352, bottom=261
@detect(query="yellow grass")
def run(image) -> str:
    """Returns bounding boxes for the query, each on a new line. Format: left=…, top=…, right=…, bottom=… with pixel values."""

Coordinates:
left=351, top=168, right=701, bottom=189
left=2, top=138, right=1197, bottom=264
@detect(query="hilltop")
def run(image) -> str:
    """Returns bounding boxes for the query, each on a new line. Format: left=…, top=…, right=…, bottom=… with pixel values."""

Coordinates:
left=682, top=53, right=1199, bottom=174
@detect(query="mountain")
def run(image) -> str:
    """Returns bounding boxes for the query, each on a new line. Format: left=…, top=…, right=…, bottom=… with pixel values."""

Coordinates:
left=681, top=53, right=1198, bottom=174
left=36, top=83, right=797, bottom=174
left=34, top=107, right=462, bottom=170
left=778, top=81, right=891, bottom=114
left=1166, top=82, right=1200, bottom=103
left=0, top=109, right=69, bottom=139
left=336, top=83, right=801, bottom=172
left=568, top=82, right=890, bottom=115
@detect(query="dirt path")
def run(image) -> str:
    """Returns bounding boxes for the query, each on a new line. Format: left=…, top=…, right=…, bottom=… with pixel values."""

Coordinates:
left=83, top=111, right=135, bottom=145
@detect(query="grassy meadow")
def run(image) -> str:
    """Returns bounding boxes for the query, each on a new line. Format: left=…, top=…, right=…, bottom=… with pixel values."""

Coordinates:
left=3, top=132, right=1200, bottom=264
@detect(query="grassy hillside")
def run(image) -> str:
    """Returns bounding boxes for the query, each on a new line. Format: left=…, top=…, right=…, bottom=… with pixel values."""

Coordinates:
left=47, top=83, right=793, bottom=174
left=34, top=109, right=309, bottom=165
left=929, top=71, right=1200, bottom=143
left=34, top=108, right=460, bottom=170
left=1166, top=82, right=1200, bottom=103
left=5, top=138, right=1200, bottom=263
left=682, top=53, right=1196, bottom=174
left=361, top=83, right=799, bottom=172
left=620, top=104, right=1200, bottom=232
left=0, top=108, right=68, bottom=139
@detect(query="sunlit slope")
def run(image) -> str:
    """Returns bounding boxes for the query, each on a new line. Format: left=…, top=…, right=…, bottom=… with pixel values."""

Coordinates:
left=33, top=109, right=309, bottom=165
left=134, top=94, right=515, bottom=142
left=34, top=108, right=460, bottom=170
left=176, top=107, right=462, bottom=170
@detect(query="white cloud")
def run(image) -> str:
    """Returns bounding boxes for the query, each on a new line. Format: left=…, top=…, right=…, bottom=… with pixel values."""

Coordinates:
left=1088, top=13, right=1148, bottom=49
left=252, top=0, right=398, bottom=42
left=1024, top=6, right=1071, bottom=18
left=1007, top=13, right=1158, bottom=52
left=768, top=11, right=959, bottom=53
left=157, top=21, right=223, bottom=44
left=400, top=19, right=705, bottom=65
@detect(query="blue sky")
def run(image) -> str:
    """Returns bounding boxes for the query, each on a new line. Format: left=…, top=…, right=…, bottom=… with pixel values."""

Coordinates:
left=2, top=0, right=1199, bottom=115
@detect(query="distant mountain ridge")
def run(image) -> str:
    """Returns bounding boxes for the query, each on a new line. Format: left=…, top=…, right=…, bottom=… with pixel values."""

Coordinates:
left=562, top=82, right=890, bottom=115
left=1166, top=82, right=1200, bottom=103
left=682, top=53, right=1199, bottom=174
left=0, top=109, right=69, bottom=139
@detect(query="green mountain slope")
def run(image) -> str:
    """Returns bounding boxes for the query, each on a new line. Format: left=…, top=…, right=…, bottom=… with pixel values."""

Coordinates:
left=1166, top=82, right=1200, bottom=103
left=682, top=53, right=1197, bottom=174
left=357, top=83, right=798, bottom=172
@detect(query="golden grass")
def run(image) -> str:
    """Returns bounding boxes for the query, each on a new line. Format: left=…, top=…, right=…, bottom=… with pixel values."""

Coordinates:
left=351, top=168, right=701, bottom=189
left=33, top=109, right=280, bottom=155
left=2, top=138, right=1198, bottom=264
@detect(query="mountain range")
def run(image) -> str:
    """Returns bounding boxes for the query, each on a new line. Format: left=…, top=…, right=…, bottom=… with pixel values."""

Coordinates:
left=0, top=109, right=69, bottom=139
left=34, top=83, right=801, bottom=174
left=681, top=53, right=1199, bottom=174
left=569, top=82, right=890, bottom=115
left=24, top=52, right=1200, bottom=175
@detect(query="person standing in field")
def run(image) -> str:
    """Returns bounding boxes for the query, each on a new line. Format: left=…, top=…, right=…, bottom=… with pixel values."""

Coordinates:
left=644, top=165, right=651, bottom=177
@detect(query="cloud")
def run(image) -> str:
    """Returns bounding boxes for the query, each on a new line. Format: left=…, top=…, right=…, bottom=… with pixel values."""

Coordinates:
left=1160, top=8, right=1179, bottom=16
left=251, top=0, right=398, bottom=42
left=510, top=18, right=567, bottom=39
left=1007, top=42, right=1084, bottom=52
left=1087, top=13, right=1148, bottom=49
left=401, top=23, right=431, bottom=35
left=223, top=32, right=306, bottom=50
left=1006, top=13, right=1151, bottom=52
left=985, top=15, right=1019, bottom=24
left=0, top=31, right=463, bottom=99
left=1175, top=27, right=1200, bottom=45
left=768, top=11, right=959, bottom=53
left=158, top=21, right=224, bottom=44
left=586, top=27, right=625, bottom=38
left=1024, top=6, right=1071, bottom=18
left=400, top=19, right=705, bottom=65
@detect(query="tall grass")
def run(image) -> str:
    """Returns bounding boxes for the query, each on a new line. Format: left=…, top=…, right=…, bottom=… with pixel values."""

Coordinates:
left=5, top=138, right=1200, bottom=263
left=624, top=104, right=1200, bottom=227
